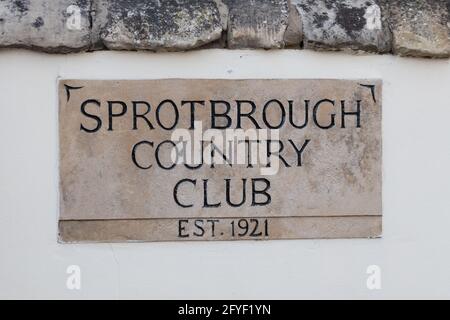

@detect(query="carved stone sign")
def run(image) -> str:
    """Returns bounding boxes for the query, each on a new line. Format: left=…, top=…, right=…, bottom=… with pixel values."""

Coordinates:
left=58, top=79, right=382, bottom=242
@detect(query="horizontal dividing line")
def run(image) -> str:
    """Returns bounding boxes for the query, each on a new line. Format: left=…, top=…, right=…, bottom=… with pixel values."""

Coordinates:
left=60, top=215, right=382, bottom=222
left=61, top=235, right=382, bottom=244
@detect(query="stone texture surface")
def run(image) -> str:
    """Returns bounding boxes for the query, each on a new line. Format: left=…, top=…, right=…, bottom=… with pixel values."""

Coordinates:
left=1, top=0, right=448, bottom=57
left=0, top=0, right=93, bottom=52
left=389, top=0, right=449, bottom=58
left=97, top=0, right=223, bottom=51
left=295, top=0, right=391, bottom=53
left=225, top=0, right=289, bottom=49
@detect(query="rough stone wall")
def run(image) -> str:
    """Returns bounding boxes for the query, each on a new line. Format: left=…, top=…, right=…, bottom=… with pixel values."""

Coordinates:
left=0, top=0, right=448, bottom=58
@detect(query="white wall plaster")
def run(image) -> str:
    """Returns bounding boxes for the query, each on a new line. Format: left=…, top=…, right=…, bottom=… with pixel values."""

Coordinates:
left=0, top=49, right=449, bottom=299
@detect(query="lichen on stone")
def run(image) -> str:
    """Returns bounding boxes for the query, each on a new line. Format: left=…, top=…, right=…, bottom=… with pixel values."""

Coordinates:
left=99, top=0, right=223, bottom=51
left=0, top=0, right=448, bottom=58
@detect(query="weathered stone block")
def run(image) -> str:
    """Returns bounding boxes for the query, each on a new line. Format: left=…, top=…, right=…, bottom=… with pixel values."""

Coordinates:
left=59, top=216, right=382, bottom=242
left=295, top=0, right=391, bottom=53
left=225, top=0, right=289, bottom=49
left=0, top=0, right=92, bottom=53
left=96, top=0, right=223, bottom=51
left=389, top=0, right=449, bottom=58
left=284, top=0, right=303, bottom=47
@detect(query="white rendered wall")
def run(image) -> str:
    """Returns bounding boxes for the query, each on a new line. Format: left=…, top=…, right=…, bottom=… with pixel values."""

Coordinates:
left=0, top=49, right=449, bottom=299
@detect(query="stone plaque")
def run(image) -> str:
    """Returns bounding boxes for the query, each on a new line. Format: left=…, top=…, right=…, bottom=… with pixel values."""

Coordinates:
left=58, top=79, right=382, bottom=242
